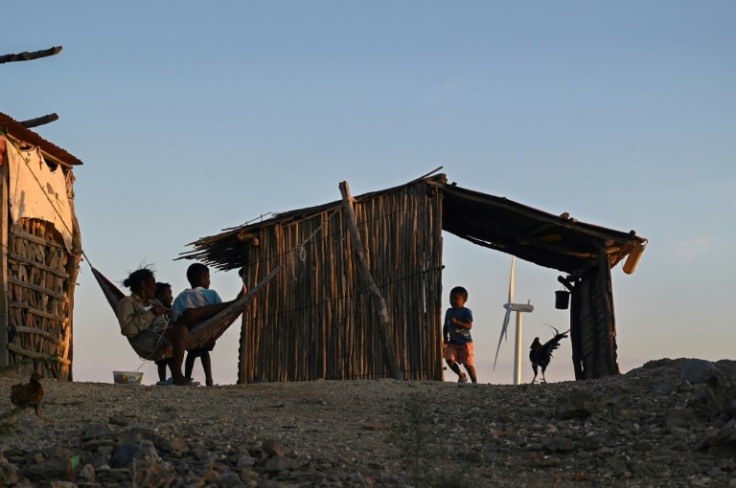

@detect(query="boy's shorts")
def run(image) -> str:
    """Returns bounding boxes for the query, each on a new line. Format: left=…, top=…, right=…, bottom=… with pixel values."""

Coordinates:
left=445, top=342, right=474, bottom=366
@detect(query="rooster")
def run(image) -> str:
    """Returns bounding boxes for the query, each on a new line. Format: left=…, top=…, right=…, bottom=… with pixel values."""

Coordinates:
left=10, top=373, right=53, bottom=422
left=529, top=326, right=569, bottom=384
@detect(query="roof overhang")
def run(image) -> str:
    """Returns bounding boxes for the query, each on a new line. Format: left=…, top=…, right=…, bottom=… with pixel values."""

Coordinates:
left=438, top=182, right=646, bottom=274
left=0, top=112, right=83, bottom=166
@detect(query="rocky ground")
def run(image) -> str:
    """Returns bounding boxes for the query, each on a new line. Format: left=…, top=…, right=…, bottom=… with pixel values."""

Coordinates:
left=1, top=358, right=735, bottom=487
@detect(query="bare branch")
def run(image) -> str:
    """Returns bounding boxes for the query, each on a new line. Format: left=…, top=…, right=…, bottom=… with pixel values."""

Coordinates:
left=0, top=46, right=63, bottom=64
left=20, top=113, right=59, bottom=128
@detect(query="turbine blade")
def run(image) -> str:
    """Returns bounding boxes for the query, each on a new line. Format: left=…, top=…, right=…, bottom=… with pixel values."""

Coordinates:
left=493, top=328, right=505, bottom=370
left=508, top=256, right=515, bottom=304
left=493, top=309, right=512, bottom=370
left=496, top=257, right=518, bottom=371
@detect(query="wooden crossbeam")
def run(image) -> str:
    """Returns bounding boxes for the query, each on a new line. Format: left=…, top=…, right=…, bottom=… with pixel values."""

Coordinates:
left=0, top=46, right=62, bottom=64
left=20, top=113, right=59, bottom=128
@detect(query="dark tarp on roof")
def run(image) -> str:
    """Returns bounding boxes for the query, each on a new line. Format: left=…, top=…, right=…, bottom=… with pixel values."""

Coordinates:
left=439, top=182, right=645, bottom=274
left=180, top=174, right=646, bottom=275
left=0, top=112, right=83, bottom=166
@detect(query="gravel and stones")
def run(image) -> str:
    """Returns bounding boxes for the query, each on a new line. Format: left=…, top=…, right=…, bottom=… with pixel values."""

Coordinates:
left=1, top=357, right=735, bottom=487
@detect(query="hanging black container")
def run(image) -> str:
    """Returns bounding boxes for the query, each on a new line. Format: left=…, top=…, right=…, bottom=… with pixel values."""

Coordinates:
left=555, top=290, right=570, bottom=310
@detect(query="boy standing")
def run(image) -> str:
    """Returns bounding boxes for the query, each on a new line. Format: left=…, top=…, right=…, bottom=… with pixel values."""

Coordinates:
left=443, top=286, right=477, bottom=384
left=172, top=263, right=222, bottom=386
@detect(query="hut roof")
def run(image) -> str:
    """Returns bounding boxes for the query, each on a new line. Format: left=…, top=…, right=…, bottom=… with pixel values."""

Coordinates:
left=438, top=181, right=645, bottom=273
left=179, top=174, right=646, bottom=274
left=0, top=111, right=83, bottom=166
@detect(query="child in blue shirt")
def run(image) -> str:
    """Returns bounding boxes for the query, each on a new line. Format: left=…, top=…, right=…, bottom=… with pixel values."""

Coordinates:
left=173, top=263, right=222, bottom=386
left=443, top=286, right=477, bottom=384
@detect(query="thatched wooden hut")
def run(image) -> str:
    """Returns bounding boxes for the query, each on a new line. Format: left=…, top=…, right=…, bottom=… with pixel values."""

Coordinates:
left=0, top=112, right=83, bottom=380
left=180, top=173, right=646, bottom=383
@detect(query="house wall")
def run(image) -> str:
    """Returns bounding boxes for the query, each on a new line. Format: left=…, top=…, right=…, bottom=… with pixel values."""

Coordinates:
left=0, top=139, right=80, bottom=380
left=237, top=181, right=444, bottom=382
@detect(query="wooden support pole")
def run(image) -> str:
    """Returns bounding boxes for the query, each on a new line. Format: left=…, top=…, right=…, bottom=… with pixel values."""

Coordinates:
left=0, top=140, right=8, bottom=366
left=596, top=250, right=619, bottom=376
left=339, top=181, right=403, bottom=380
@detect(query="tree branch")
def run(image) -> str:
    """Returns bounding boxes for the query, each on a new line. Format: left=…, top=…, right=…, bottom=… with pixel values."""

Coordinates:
left=0, top=46, right=63, bottom=64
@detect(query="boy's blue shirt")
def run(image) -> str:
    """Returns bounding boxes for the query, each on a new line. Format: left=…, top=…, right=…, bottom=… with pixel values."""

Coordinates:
left=172, top=287, right=222, bottom=320
left=444, top=306, right=473, bottom=345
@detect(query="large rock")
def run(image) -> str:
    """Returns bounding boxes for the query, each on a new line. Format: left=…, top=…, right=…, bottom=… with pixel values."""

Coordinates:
left=681, top=359, right=717, bottom=385
left=110, top=440, right=161, bottom=469
left=20, top=457, right=75, bottom=483
left=698, top=418, right=736, bottom=457
left=689, top=366, right=736, bottom=418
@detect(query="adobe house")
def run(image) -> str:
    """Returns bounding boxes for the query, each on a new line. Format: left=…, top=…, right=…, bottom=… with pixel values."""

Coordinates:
left=180, top=173, right=646, bottom=383
left=0, top=112, right=83, bottom=380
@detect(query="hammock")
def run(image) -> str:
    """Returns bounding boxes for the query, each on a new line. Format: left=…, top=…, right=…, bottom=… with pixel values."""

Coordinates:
left=91, top=265, right=282, bottom=362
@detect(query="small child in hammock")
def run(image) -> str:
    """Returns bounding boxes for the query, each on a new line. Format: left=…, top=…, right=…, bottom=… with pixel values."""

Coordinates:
left=172, top=263, right=222, bottom=386
left=154, top=282, right=175, bottom=384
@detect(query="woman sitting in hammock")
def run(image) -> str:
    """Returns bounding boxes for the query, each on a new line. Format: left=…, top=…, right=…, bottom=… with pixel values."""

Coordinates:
left=115, top=267, right=234, bottom=386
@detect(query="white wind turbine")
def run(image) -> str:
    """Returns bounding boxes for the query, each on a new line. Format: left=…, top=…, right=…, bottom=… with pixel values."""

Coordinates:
left=493, top=256, right=534, bottom=385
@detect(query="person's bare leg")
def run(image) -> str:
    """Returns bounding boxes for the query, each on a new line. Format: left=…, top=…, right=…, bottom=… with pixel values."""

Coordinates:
left=445, top=358, right=466, bottom=381
left=201, top=351, right=213, bottom=386
left=184, top=351, right=197, bottom=379
left=178, top=301, right=233, bottom=326
left=167, top=359, right=175, bottom=380
left=164, top=324, right=189, bottom=385
left=156, top=361, right=167, bottom=382
left=465, top=364, right=477, bottom=384
left=171, top=303, right=233, bottom=385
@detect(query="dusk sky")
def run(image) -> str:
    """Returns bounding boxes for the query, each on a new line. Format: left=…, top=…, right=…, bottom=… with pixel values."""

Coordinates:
left=2, top=2, right=734, bottom=385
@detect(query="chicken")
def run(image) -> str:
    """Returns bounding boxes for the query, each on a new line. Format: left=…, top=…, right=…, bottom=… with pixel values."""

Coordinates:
left=529, top=327, right=569, bottom=384
left=10, top=373, right=53, bottom=422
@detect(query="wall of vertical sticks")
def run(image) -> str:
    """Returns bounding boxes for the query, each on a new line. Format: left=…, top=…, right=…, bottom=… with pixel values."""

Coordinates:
left=4, top=218, right=79, bottom=379
left=237, top=181, right=444, bottom=383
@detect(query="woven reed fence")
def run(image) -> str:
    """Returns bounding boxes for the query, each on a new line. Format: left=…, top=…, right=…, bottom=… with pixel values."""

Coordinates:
left=4, top=216, right=80, bottom=379
left=238, top=181, right=444, bottom=383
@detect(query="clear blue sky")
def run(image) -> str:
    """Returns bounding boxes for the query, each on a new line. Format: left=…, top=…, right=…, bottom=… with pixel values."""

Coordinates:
left=3, top=2, right=734, bottom=385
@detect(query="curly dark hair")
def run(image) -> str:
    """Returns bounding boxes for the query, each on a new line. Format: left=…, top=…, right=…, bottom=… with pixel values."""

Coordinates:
left=122, top=268, right=154, bottom=293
